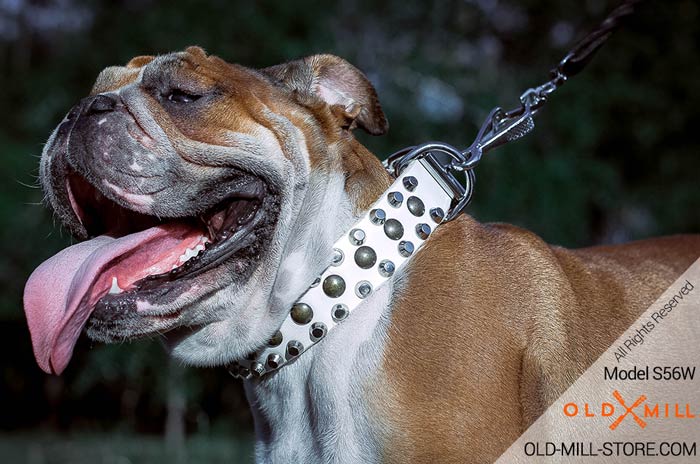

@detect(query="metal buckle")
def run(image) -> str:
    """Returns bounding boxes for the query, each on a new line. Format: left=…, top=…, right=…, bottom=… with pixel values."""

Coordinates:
left=383, top=142, right=475, bottom=222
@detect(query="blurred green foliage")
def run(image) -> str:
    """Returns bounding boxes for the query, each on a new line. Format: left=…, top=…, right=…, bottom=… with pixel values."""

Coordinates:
left=0, top=0, right=698, bottom=458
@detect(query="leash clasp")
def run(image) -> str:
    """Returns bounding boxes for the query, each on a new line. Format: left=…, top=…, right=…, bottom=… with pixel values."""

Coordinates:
left=383, top=0, right=642, bottom=222
left=382, top=89, right=541, bottom=221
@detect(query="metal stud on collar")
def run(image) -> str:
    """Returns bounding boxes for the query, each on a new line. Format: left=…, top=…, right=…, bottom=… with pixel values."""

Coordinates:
left=230, top=157, right=462, bottom=379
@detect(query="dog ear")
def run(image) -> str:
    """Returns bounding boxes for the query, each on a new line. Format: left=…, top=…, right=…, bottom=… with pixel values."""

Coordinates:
left=261, top=54, right=388, bottom=135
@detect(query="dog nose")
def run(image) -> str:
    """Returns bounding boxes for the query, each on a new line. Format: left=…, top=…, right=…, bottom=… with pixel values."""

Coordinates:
left=85, top=94, right=119, bottom=115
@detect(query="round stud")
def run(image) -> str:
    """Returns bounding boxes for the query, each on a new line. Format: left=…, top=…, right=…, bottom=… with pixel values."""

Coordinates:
left=388, top=191, right=404, bottom=208
left=287, top=340, right=304, bottom=358
left=291, top=302, right=313, bottom=324
left=407, top=196, right=425, bottom=217
left=250, top=362, right=265, bottom=377
left=267, top=353, right=282, bottom=369
left=227, top=362, right=240, bottom=378
left=349, top=228, right=366, bottom=246
left=355, top=280, right=373, bottom=299
left=354, top=246, right=377, bottom=269
left=378, top=259, right=395, bottom=278
left=430, top=207, right=445, bottom=223
left=383, top=219, right=404, bottom=240
left=268, top=330, right=283, bottom=347
left=323, top=275, right=346, bottom=298
left=310, top=322, right=327, bottom=342
left=331, top=248, right=344, bottom=266
left=398, top=240, right=415, bottom=257
left=369, top=208, right=386, bottom=225
left=332, top=303, right=349, bottom=322
left=310, top=276, right=321, bottom=287
left=415, top=223, right=431, bottom=240
left=403, top=176, right=418, bottom=191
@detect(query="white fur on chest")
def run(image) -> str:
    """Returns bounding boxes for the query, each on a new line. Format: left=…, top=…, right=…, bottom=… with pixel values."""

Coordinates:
left=245, top=282, right=393, bottom=464
left=245, top=168, right=395, bottom=463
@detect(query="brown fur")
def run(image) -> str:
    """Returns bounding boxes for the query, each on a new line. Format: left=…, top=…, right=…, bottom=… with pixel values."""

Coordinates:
left=376, top=217, right=700, bottom=463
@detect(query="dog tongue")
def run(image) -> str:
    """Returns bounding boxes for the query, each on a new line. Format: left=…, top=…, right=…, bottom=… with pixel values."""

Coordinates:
left=23, top=224, right=199, bottom=375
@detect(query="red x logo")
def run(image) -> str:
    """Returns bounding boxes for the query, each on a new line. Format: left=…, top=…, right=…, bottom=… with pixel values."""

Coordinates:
left=610, top=390, right=647, bottom=430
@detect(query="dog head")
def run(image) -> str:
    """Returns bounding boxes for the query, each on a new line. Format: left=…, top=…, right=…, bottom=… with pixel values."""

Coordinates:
left=24, top=46, right=391, bottom=374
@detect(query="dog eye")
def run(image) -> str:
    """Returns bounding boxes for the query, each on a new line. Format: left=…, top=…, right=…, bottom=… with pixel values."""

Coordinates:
left=166, top=89, right=201, bottom=104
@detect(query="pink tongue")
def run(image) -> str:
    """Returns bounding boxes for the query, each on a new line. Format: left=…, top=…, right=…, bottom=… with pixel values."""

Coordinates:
left=23, top=224, right=201, bottom=375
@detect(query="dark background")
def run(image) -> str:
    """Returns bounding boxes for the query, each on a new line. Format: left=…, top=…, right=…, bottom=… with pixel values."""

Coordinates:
left=1, top=0, right=698, bottom=462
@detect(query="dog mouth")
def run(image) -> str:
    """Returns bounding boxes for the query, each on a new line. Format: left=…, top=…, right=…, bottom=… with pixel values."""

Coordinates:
left=24, top=169, right=278, bottom=375
left=71, top=171, right=267, bottom=284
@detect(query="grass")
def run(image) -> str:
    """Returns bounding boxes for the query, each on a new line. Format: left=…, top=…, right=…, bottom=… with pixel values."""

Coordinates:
left=0, top=432, right=255, bottom=464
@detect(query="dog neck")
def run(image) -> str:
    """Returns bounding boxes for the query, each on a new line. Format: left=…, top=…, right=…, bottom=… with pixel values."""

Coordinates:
left=251, top=138, right=392, bottom=341
left=244, top=283, right=394, bottom=462
left=245, top=141, right=394, bottom=462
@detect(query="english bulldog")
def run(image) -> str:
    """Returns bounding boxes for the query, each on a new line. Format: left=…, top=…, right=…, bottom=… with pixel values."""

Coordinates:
left=24, top=46, right=700, bottom=463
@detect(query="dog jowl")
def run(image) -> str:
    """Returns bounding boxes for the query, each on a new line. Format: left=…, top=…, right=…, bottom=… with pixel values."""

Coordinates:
left=24, top=46, right=389, bottom=375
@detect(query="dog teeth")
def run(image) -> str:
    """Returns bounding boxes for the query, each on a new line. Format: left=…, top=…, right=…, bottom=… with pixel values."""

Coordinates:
left=179, top=249, right=195, bottom=262
left=109, top=276, right=123, bottom=294
left=173, top=238, right=210, bottom=269
left=178, top=243, right=207, bottom=264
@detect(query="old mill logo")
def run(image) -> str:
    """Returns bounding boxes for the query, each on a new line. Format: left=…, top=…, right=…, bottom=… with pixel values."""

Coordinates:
left=563, top=390, right=696, bottom=430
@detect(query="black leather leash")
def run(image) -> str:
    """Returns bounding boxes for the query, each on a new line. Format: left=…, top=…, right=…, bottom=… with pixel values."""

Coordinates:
left=384, top=0, right=644, bottom=221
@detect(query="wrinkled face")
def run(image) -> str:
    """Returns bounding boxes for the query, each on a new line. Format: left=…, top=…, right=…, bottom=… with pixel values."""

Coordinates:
left=24, top=47, right=389, bottom=374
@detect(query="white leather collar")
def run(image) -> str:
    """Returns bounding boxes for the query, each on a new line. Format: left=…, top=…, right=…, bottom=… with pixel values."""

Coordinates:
left=228, top=154, right=467, bottom=379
